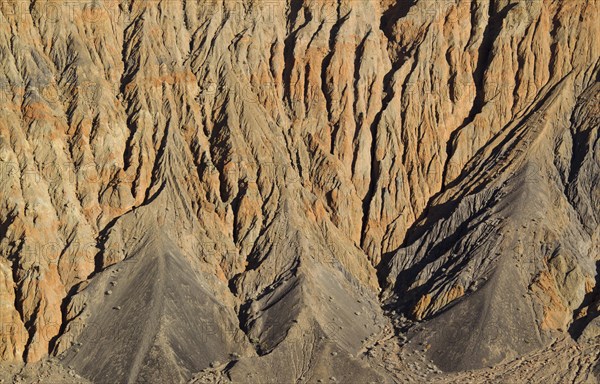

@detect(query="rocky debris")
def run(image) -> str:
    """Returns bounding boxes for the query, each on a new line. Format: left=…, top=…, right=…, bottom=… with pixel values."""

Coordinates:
left=0, top=0, right=597, bottom=382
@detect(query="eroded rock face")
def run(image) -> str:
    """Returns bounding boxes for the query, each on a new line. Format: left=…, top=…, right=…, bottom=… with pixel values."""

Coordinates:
left=0, top=0, right=598, bottom=382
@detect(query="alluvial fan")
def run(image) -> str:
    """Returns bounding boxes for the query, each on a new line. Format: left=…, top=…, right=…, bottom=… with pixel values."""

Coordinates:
left=0, top=0, right=598, bottom=383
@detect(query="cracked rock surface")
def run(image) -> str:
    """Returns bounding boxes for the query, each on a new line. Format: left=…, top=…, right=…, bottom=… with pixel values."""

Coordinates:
left=0, top=0, right=598, bottom=382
